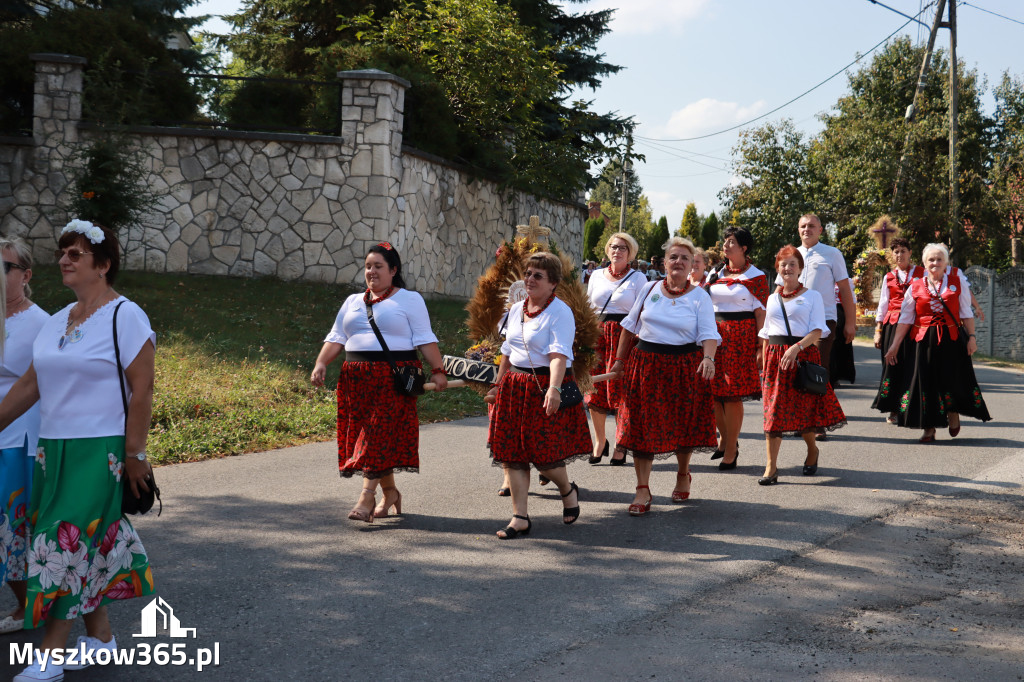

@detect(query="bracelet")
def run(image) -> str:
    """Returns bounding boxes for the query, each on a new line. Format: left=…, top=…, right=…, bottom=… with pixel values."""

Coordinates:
left=430, top=366, right=446, bottom=376
left=968, top=334, right=976, bottom=339
left=703, top=356, right=714, bottom=362
left=614, top=357, right=626, bottom=363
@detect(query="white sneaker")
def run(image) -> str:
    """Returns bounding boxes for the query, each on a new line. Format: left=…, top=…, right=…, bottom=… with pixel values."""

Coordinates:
left=0, top=613, right=25, bottom=633
left=13, top=661, right=64, bottom=681
left=62, top=634, right=117, bottom=671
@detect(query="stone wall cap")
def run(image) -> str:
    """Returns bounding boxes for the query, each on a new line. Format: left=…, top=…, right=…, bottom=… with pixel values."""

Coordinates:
left=336, top=69, right=411, bottom=88
left=30, top=53, right=87, bottom=65
left=78, top=121, right=345, bottom=145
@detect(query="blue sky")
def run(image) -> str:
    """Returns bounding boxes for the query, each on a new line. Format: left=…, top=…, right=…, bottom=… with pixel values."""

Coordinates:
left=188, top=0, right=1024, bottom=229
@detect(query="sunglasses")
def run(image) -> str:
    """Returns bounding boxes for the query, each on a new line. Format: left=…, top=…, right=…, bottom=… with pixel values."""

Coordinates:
left=55, top=248, right=93, bottom=263
left=2, top=262, right=26, bottom=274
left=523, top=270, right=547, bottom=281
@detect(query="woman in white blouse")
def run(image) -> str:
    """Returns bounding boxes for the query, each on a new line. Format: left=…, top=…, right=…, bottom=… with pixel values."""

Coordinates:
left=486, top=252, right=589, bottom=539
left=706, top=227, right=768, bottom=471
left=758, top=246, right=846, bottom=485
left=883, top=243, right=990, bottom=442
left=0, top=220, right=155, bottom=681
left=0, top=238, right=49, bottom=636
left=585, top=233, right=645, bottom=465
left=312, top=242, right=447, bottom=523
left=611, top=237, right=720, bottom=515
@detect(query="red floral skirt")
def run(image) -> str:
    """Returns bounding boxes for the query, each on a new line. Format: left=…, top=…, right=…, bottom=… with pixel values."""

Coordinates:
left=337, top=359, right=420, bottom=478
left=761, top=344, right=846, bottom=436
left=616, top=346, right=717, bottom=459
left=489, top=370, right=592, bottom=470
left=586, top=319, right=626, bottom=414
left=711, top=316, right=762, bottom=401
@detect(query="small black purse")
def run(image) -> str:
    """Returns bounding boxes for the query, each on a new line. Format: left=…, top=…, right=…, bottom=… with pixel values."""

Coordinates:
left=778, top=293, right=830, bottom=396
left=557, top=379, right=584, bottom=409
left=366, top=300, right=426, bottom=397
left=113, top=302, right=162, bottom=516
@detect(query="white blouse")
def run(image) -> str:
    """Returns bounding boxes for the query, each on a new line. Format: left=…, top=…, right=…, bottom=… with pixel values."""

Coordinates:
left=758, top=290, right=828, bottom=339
left=325, top=288, right=438, bottom=352
left=621, top=281, right=721, bottom=346
left=709, top=264, right=767, bottom=313
left=500, top=297, right=576, bottom=368
left=897, top=273, right=974, bottom=324
left=34, top=297, right=156, bottom=439
left=0, top=305, right=50, bottom=451
left=587, top=268, right=646, bottom=316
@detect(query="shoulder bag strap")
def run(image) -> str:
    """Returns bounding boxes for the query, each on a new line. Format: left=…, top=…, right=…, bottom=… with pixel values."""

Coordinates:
left=365, top=301, right=401, bottom=375
left=930, top=277, right=965, bottom=329
left=778, top=293, right=795, bottom=338
left=597, top=269, right=637, bottom=317
left=112, top=301, right=128, bottom=431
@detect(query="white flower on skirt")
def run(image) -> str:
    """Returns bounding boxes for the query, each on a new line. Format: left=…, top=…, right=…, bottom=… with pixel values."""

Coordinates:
left=108, top=453, right=123, bottom=482
left=111, top=524, right=147, bottom=572
left=82, top=552, right=111, bottom=606
left=35, top=447, right=45, bottom=474
left=57, top=544, right=89, bottom=596
left=65, top=604, right=80, bottom=619
left=28, top=535, right=62, bottom=590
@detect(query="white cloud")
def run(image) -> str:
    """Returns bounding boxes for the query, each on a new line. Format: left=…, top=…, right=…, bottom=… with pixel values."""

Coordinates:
left=574, top=0, right=710, bottom=35
left=659, top=99, right=769, bottom=139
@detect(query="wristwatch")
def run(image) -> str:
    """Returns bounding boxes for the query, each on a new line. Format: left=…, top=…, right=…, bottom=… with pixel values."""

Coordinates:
left=551, top=386, right=562, bottom=394
left=132, top=452, right=147, bottom=461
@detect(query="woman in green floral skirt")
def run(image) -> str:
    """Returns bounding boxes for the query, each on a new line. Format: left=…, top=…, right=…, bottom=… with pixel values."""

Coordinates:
left=0, top=219, right=156, bottom=682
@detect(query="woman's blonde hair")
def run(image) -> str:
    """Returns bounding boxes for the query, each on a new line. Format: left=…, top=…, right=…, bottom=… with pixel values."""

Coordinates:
left=0, top=236, right=32, bottom=298
left=921, top=242, right=949, bottom=266
left=605, top=232, right=639, bottom=261
left=523, top=251, right=563, bottom=285
left=662, top=236, right=696, bottom=257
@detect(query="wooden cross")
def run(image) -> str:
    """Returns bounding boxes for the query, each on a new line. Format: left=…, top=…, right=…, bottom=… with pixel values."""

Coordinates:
left=871, top=217, right=897, bottom=249
left=515, top=215, right=551, bottom=245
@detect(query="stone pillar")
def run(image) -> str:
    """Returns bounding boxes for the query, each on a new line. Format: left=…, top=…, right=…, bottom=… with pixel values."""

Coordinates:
left=336, top=69, right=409, bottom=244
left=22, top=54, right=87, bottom=256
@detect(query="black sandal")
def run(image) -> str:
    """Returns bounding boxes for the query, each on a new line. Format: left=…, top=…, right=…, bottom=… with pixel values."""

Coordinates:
left=538, top=474, right=550, bottom=486
left=561, top=482, right=581, bottom=525
left=497, top=514, right=531, bottom=539
left=497, top=486, right=511, bottom=497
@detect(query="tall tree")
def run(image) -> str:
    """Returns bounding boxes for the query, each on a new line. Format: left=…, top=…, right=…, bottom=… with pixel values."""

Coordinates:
left=719, top=119, right=815, bottom=268
left=701, top=211, right=721, bottom=249
left=990, top=71, right=1024, bottom=267
left=676, top=201, right=701, bottom=242
left=650, top=215, right=670, bottom=255
left=589, top=158, right=642, bottom=213
left=583, top=217, right=604, bottom=260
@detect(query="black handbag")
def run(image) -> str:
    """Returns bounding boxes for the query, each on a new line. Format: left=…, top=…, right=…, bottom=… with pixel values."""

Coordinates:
left=520, top=305, right=583, bottom=411
left=365, top=300, right=426, bottom=397
left=778, top=293, right=830, bottom=395
left=114, top=302, right=162, bottom=516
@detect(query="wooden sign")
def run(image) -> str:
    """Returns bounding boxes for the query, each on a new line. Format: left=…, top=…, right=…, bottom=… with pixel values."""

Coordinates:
left=443, top=355, right=500, bottom=385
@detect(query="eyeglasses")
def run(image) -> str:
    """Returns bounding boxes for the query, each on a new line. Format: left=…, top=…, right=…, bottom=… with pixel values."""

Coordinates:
left=55, top=248, right=92, bottom=262
left=607, top=244, right=628, bottom=252
left=2, top=262, right=26, bottom=274
left=524, top=270, right=547, bottom=281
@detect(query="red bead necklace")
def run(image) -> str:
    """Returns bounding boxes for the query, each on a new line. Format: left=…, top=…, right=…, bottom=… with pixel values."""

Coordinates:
left=365, top=286, right=396, bottom=305
left=607, top=264, right=630, bottom=280
left=662, top=280, right=690, bottom=296
left=524, top=293, right=556, bottom=318
left=725, top=259, right=749, bottom=274
left=779, top=286, right=803, bottom=300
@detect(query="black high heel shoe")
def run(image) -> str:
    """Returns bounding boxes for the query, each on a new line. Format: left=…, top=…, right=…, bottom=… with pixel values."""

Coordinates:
left=496, top=514, right=531, bottom=539
left=561, top=482, right=581, bottom=525
left=802, top=448, right=819, bottom=476
left=609, top=446, right=627, bottom=466
left=718, top=444, right=739, bottom=471
left=710, top=449, right=725, bottom=460
left=588, top=441, right=609, bottom=465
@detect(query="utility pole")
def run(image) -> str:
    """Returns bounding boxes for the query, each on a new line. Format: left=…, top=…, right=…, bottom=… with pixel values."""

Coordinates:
left=947, top=0, right=960, bottom=265
left=618, top=136, right=632, bottom=234
left=891, top=0, right=947, bottom=213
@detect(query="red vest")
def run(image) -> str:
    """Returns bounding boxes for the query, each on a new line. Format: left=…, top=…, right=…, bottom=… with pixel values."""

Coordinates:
left=910, top=269, right=962, bottom=342
left=882, top=266, right=925, bottom=324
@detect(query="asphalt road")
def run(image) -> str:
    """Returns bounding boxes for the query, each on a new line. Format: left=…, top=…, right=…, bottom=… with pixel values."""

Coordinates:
left=2, top=343, right=1021, bottom=681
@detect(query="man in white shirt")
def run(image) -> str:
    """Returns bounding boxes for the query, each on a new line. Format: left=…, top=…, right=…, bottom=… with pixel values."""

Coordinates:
left=797, top=213, right=856, bottom=374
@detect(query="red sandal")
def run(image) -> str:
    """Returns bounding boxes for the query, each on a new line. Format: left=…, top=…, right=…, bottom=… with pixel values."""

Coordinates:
left=628, top=485, right=653, bottom=516
left=672, top=472, right=692, bottom=503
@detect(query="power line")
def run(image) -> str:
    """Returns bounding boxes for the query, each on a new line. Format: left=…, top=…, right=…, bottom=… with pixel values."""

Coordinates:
left=634, top=137, right=732, bottom=163
left=865, top=0, right=931, bottom=27
left=642, top=3, right=934, bottom=143
left=961, top=1, right=1024, bottom=27
left=633, top=139, right=730, bottom=173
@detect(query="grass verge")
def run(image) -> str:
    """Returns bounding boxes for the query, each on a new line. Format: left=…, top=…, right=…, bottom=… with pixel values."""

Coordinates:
left=31, top=268, right=487, bottom=464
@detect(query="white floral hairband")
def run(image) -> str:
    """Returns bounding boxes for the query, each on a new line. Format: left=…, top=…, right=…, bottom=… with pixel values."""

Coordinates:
left=62, top=218, right=105, bottom=245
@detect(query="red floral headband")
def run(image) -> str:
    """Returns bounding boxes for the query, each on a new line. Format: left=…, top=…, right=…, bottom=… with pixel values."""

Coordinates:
left=377, top=241, right=394, bottom=251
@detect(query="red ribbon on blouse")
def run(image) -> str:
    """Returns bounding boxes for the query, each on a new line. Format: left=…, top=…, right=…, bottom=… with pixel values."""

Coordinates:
left=713, top=274, right=769, bottom=306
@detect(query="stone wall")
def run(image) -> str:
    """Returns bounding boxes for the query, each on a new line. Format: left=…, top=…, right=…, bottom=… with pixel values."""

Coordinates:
left=966, top=265, right=1024, bottom=362
left=0, top=55, right=586, bottom=297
